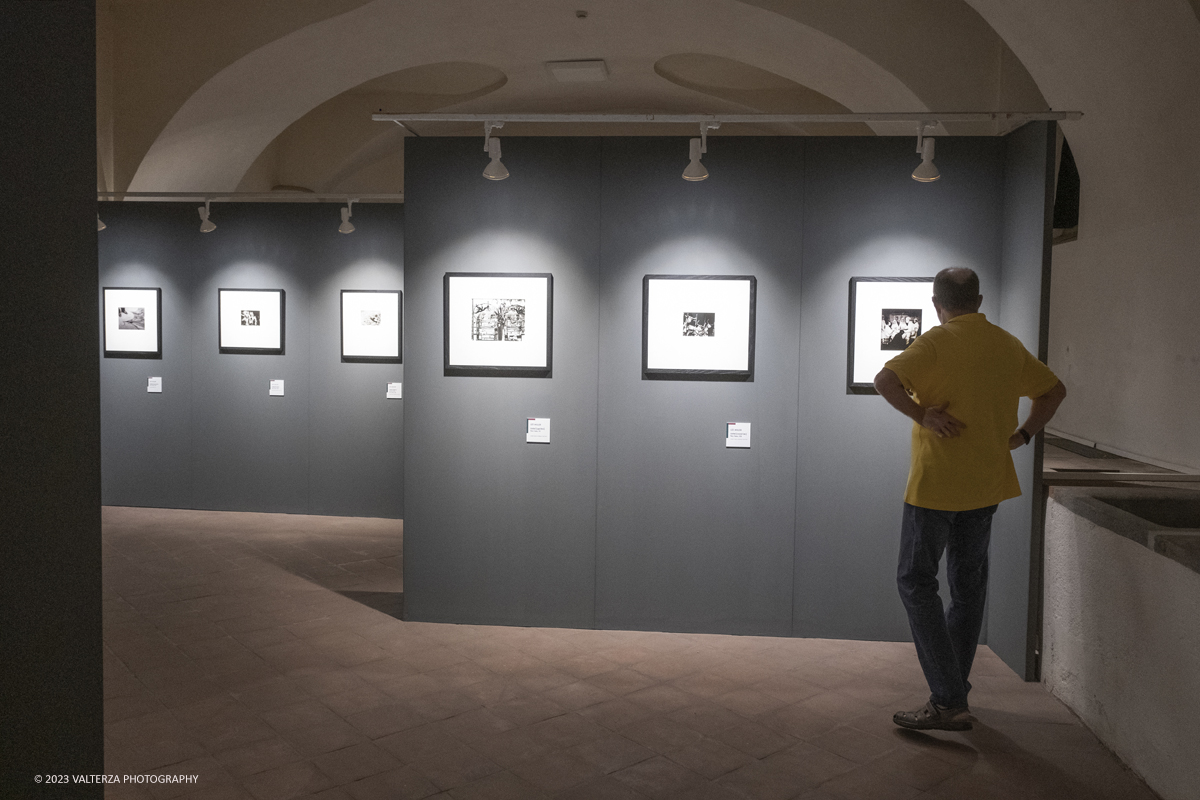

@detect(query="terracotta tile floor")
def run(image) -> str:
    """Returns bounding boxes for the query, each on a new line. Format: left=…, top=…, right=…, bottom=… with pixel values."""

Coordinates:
left=102, top=507, right=1159, bottom=800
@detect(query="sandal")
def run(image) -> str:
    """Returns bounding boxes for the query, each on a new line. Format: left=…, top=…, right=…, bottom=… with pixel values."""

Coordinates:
left=893, top=700, right=973, bottom=731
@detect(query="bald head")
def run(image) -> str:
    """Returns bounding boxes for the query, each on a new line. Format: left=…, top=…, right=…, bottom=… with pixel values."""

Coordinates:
left=933, top=267, right=981, bottom=315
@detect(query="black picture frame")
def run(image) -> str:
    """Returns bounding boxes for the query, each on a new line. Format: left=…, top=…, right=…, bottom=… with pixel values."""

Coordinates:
left=218, top=288, right=285, bottom=355
left=103, top=286, right=162, bottom=359
left=642, top=274, right=757, bottom=382
left=341, top=289, right=402, bottom=364
left=846, top=276, right=934, bottom=394
left=443, top=272, right=553, bottom=378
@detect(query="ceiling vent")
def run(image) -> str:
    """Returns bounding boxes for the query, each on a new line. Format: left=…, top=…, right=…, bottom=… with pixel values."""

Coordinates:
left=545, top=60, right=609, bottom=83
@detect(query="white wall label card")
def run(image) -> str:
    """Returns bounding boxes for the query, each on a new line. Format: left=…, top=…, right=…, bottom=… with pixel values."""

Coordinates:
left=386, top=382, right=403, bottom=399
left=526, top=417, right=550, bottom=444
left=147, top=376, right=162, bottom=393
left=726, top=422, right=751, bottom=448
left=269, top=379, right=285, bottom=396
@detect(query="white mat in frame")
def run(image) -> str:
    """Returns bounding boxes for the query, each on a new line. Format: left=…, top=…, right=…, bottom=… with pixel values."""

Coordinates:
left=643, top=274, right=756, bottom=380
left=342, top=289, right=401, bottom=362
left=219, top=288, right=284, bottom=354
left=444, top=272, right=552, bottom=376
left=103, top=286, right=161, bottom=358
left=847, top=277, right=938, bottom=393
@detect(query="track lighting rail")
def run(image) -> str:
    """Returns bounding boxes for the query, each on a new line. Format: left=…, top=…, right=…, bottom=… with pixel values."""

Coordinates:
left=97, top=192, right=404, bottom=202
left=373, top=111, right=1082, bottom=128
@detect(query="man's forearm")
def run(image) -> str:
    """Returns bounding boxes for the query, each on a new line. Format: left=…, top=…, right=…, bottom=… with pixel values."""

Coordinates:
left=875, top=368, right=963, bottom=438
left=1020, top=380, right=1067, bottom=437
left=874, top=368, right=924, bottom=424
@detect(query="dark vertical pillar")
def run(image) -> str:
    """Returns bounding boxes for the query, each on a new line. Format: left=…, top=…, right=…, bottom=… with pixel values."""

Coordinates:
left=990, top=120, right=1057, bottom=679
left=0, top=1, right=103, bottom=795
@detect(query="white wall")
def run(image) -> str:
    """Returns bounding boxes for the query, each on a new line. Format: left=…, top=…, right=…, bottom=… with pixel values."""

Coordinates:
left=969, top=0, right=1200, bottom=471
left=1043, top=494, right=1200, bottom=800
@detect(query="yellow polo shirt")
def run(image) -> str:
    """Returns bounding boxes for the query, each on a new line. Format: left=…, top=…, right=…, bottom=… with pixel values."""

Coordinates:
left=884, top=313, right=1059, bottom=511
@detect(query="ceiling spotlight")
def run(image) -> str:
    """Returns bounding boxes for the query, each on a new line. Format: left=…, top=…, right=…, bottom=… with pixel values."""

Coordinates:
left=912, top=124, right=941, bottom=182
left=483, top=136, right=509, bottom=181
left=683, top=121, right=719, bottom=182
left=682, top=138, right=708, bottom=181
left=97, top=214, right=106, bottom=232
left=198, top=200, right=217, bottom=232
left=338, top=201, right=355, bottom=234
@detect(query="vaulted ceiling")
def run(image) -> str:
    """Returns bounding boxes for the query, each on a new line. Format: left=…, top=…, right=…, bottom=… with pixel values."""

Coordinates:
left=99, top=0, right=1058, bottom=195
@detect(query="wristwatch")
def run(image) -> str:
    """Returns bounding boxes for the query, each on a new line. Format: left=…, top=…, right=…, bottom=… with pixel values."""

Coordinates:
left=1018, top=428, right=1032, bottom=445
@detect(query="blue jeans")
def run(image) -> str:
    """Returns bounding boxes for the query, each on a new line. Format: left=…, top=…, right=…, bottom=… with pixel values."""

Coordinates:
left=897, top=502, right=997, bottom=709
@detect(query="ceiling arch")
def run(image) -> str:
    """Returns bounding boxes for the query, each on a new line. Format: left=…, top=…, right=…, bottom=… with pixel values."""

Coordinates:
left=963, top=0, right=1200, bottom=228
left=100, top=0, right=378, bottom=192
left=255, top=62, right=509, bottom=194
left=736, top=0, right=1048, bottom=122
left=127, top=0, right=928, bottom=192
left=962, top=0, right=1200, bottom=474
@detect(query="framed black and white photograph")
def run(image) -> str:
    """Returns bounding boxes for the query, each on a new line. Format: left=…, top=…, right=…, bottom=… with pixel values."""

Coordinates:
left=642, top=274, right=756, bottom=381
left=103, top=287, right=162, bottom=358
left=341, top=290, right=401, bottom=363
left=218, top=288, right=284, bottom=355
left=847, top=277, right=937, bottom=394
left=444, top=272, right=552, bottom=377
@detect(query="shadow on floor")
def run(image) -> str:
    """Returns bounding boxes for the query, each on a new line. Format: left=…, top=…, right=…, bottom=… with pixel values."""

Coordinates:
left=336, top=590, right=404, bottom=620
left=896, top=715, right=1163, bottom=799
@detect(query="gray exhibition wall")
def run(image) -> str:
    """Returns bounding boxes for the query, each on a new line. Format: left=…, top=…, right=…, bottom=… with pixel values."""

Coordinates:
left=794, top=135, right=1006, bottom=642
left=98, top=202, right=405, bottom=519
left=595, top=138, right=804, bottom=636
left=403, top=129, right=1052, bottom=675
left=403, top=138, right=601, bottom=627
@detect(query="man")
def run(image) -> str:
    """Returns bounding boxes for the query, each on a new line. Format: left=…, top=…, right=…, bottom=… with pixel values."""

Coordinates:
left=874, top=267, right=1066, bottom=731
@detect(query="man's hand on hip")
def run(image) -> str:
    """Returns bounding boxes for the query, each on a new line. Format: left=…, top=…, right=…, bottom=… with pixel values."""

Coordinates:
left=921, top=404, right=965, bottom=439
left=874, top=369, right=965, bottom=438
